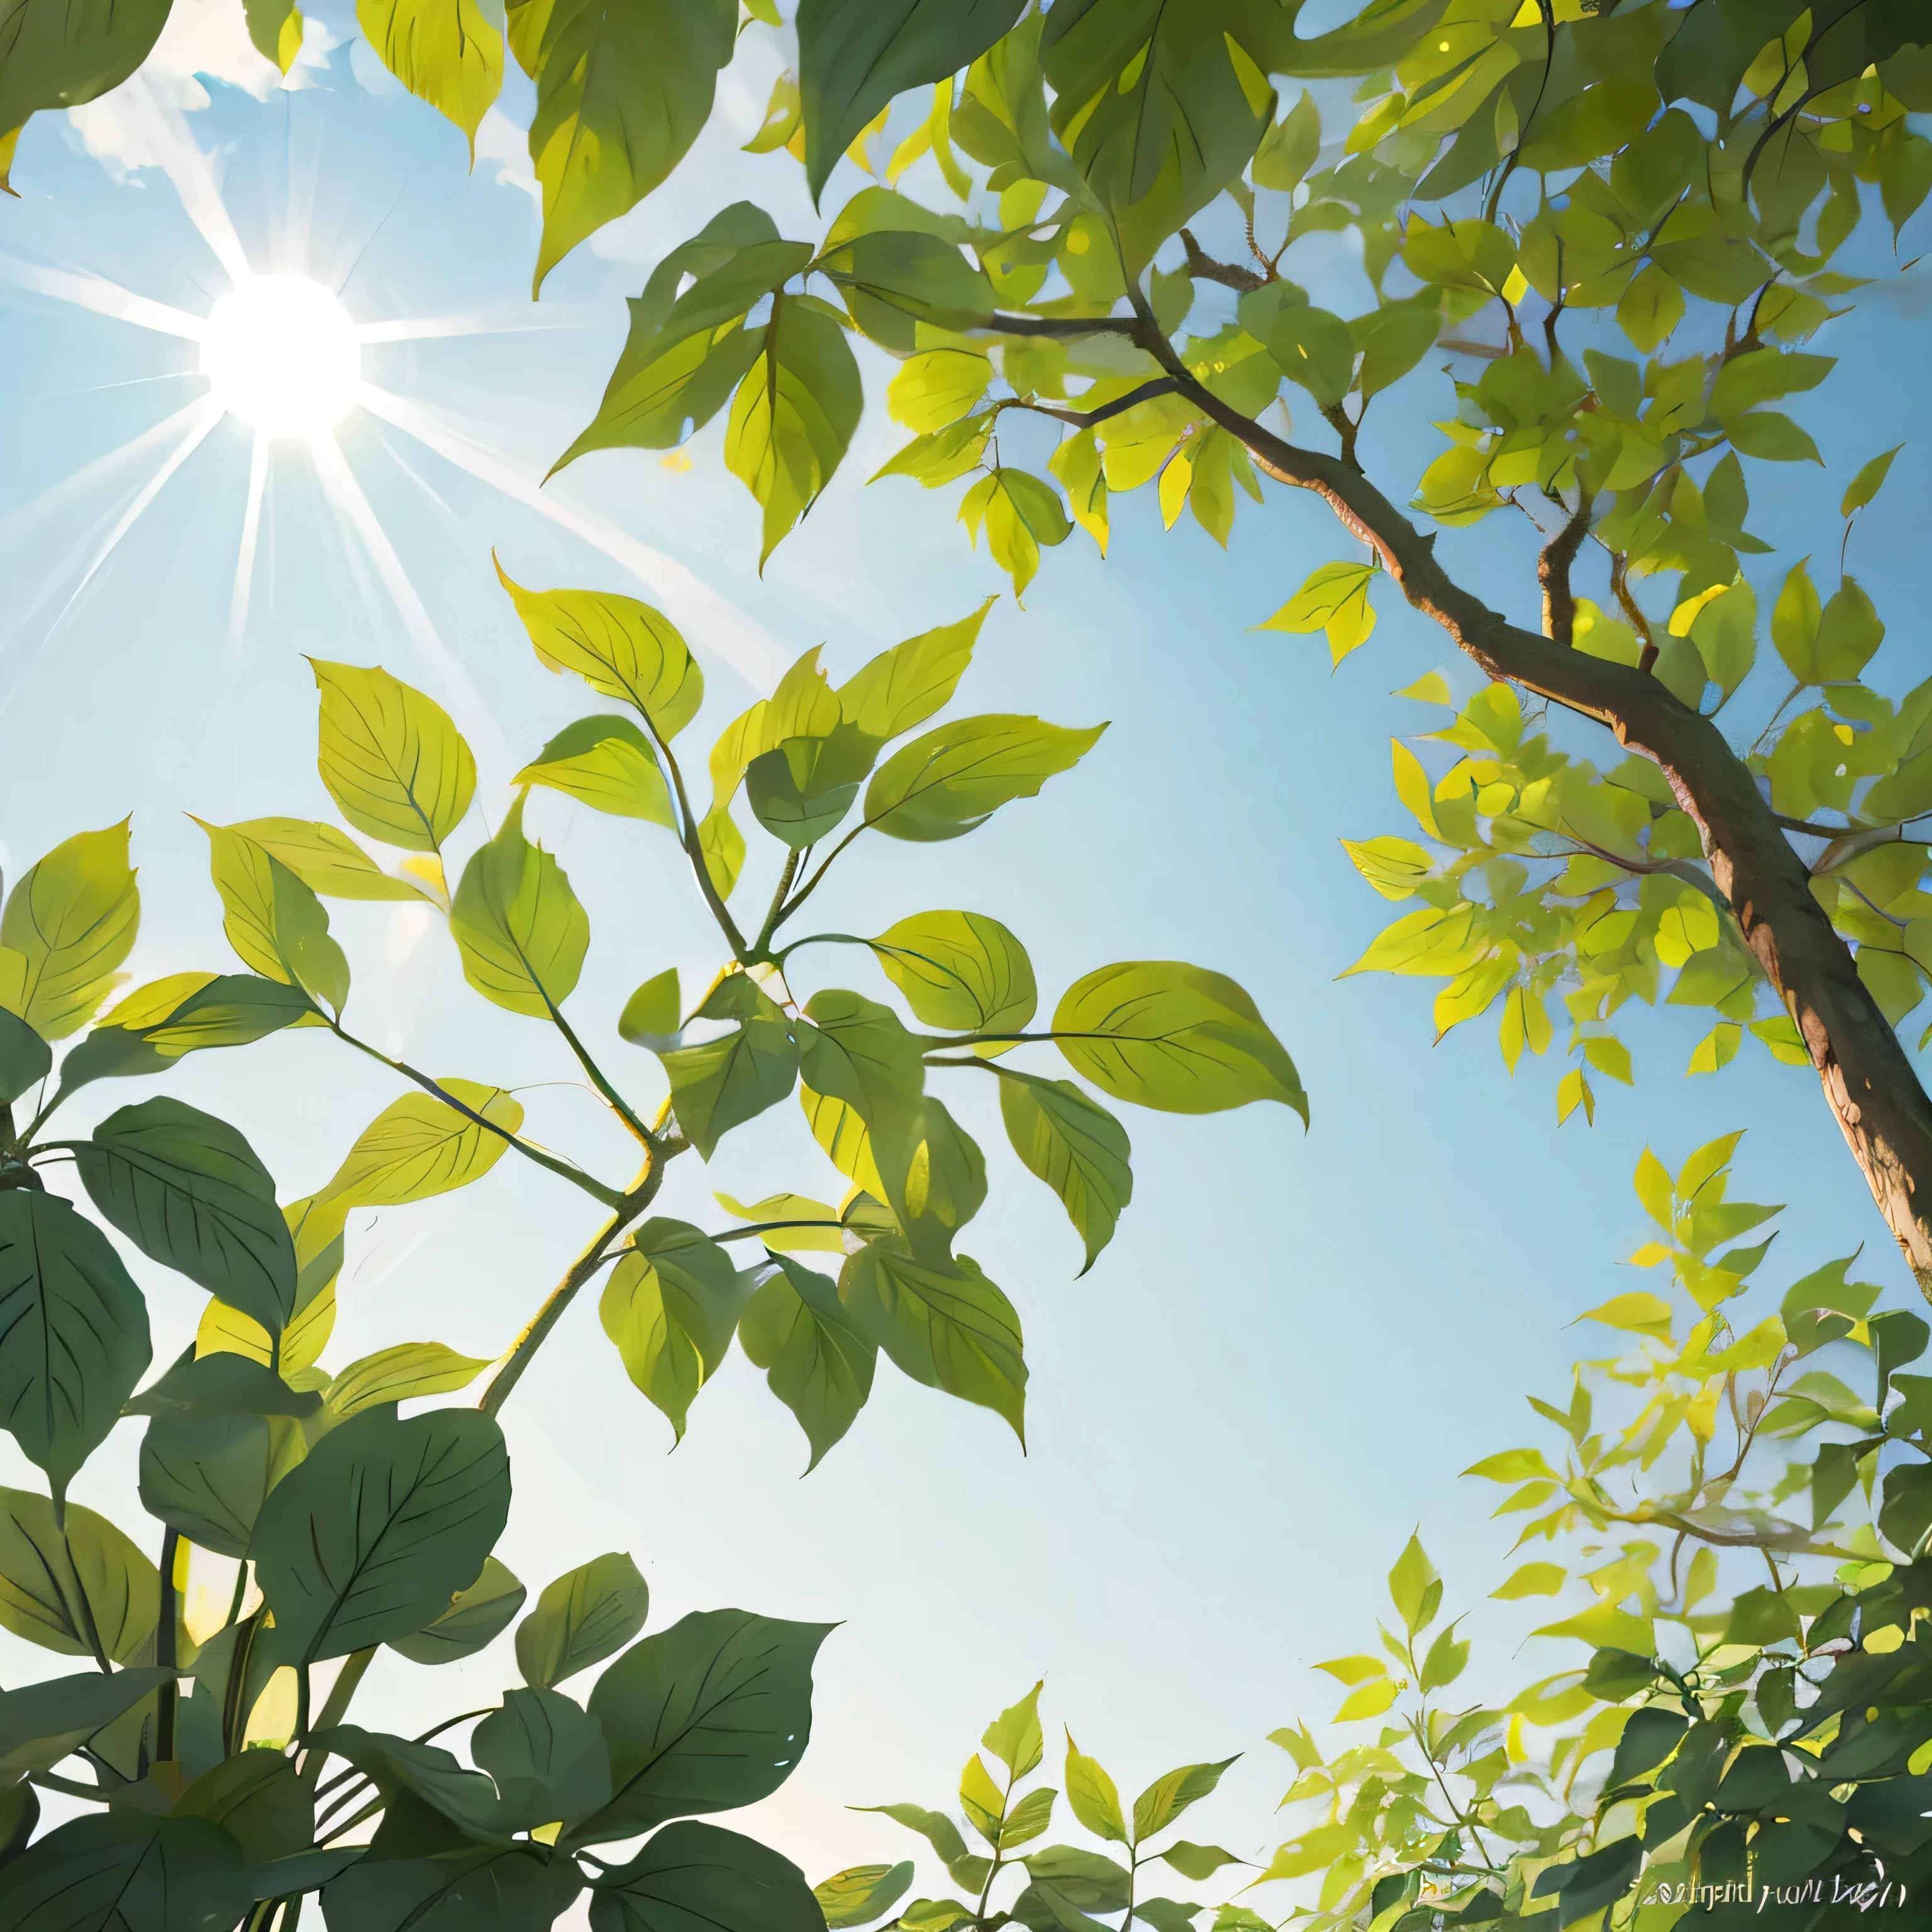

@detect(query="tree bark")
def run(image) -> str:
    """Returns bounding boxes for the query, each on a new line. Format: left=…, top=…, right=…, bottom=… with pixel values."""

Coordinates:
left=1175, top=379, right=1932, bottom=1296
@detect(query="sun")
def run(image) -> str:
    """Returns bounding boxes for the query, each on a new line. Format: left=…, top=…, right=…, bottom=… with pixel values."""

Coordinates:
left=199, top=274, right=361, bottom=438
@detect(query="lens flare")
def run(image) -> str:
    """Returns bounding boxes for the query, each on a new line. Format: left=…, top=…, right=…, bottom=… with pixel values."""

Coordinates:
left=200, top=275, right=360, bottom=436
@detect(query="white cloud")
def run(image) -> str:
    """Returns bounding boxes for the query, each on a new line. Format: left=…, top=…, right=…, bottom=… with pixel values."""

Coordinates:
left=67, top=0, right=338, bottom=177
left=475, top=106, right=541, bottom=211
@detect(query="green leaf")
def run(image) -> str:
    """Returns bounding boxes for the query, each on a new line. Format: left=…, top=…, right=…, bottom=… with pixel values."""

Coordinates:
left=311, top=658, right=475, bottom=852
left=838, top=601, right=992, bottom=739
left=997, top=1068, right=1132, bottom=1274
left=725, top=292, right=865, bottom=566
left=1728, top=411, right=1823, bottom=464
left=474, top=1685, right=613, bottom=1829
left=516, top=715, right=675, bottom=826
left=816, top=1862, right=917, bottom=1931
left=0, top=0, right=172, bottom=185
left=0, top=822, right=140, bottom=1040
left=1813, top=576, right=1884, bottom=682
left=0, top=1191, right=149, bottom=1497
left=519, top=0, right=738, bottom=291
left=552, top=204, right=811, bottom=469
left=569, top=1609, right=833, bottom=1846
left=517, top=1552, right=650, bottom=1690
left=1240, top=290, right=1354, bottom=409
left=985, top=1682, right=1045, bottom=1779
left=0, top=1813, right=252, bottom=1932
left=1772, top=558, right=1824, bottom=682
left=75, top=1096, right=294, bottom=1328
left=1494, top=1562, right=1566, bottom=1600
left=1842, top=445, right=1902, bottom=517
left=600, top=1218, right=751, bottom=1439
left=714, top=1190, right=845, bottom=1253
left=55, top=973, right=316, bottom=1100
left=1063, top=1736, right=1127, bottom=1843
left=450, top=793, right=591, bottom=1019
left=252, top=1406, right=512, bottom=1664
left=1041, top=0, right=1274, bottom=274
left=1388, top=1531, right=1441, bottom=1634
left=243, top=0, right=303, bottom=72
left=864, top=715, right=1106, bottom=841
left=596, top=1820, right=824, bottom=1932
left=1252, top=89, right=1320, bottom=192
left=872, top=909, right=1037, bottom=1036
left=1131, top=1758, right=1237, bottom=1844
left=0, top=1487, right=158, bottom=1663
left=840, top=1240, right=1024, bottom=1439
left=1708, top=349, right=1833, bottom=423
left=1159, top=1844, right=1241, bottom=1882
left=197, top=821, right=350, bottom=1015
left=958, top=469, right=1072, bottom=600
left=1052, top=962, right=1304, bottom=1118
left=496, top=562, right=704, bottom=738
left=1259, top=562, right=1377, bottom=666
left=318, top=1079, right=525, bottom=1214
left=658, top=975, right=799, bottom=1160
left=138, top=1407, right=304, bottom=1560
left=746, top=726, right=882, bottom=849
left=326, top=1341, right=491, bottom=1418
left=1689, top=580, right=1757, bottom=698
left=320, top=1836, right=582, bottom=1929
left=1418, top=1622, right=1470, bottom=1691
left=855, top=1804, right=968, bottom=1866
left=0, top=1667, right=175, bottom=1777
left=0, top=1006, right=50, bottom=1108
left=390, top=1555, right=527, bottom=1666
left=798, top=0, right=1024, bottom=199
left=737, top=1257, right=879, bottom=1470
left=358, top=0, right=502, bottom=153
left=228, top=817, right=425, bottom=900
left=174, top=1748, right=313, bottom=1863
left=819, top=227, right=995, bottom=348
left=619, top=969, right=681, bottom=1051
left=888, top=350, right=994, bottom=433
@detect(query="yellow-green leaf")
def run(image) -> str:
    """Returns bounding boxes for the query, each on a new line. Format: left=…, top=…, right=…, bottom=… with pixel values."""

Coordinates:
left=311, top=659, right=475, bottom=852
left=326, top=1341, right=490, bottom=1418
left=0, top=823, right=140, bottom=1040
left=197, top=822, right=348, bottom=1016
left=514, top=715, right=675, bottom=825
left=449, top=794, right=590, bottom=1018
left=357, top=0, right=502, bottom=153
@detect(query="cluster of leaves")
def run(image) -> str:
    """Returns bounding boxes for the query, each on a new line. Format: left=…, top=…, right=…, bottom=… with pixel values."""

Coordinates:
left=0, top=565, right=1298, bottom=1923
left=825, top=1680, right=1252, bottom=1932
left=1209, top=1133, right=1932, bottom=1930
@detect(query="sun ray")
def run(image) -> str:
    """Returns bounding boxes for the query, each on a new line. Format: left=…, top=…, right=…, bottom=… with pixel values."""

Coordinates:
left=0, top=253, right=208, bottom=340
left=355, top=307, right=602, bottom=345
left=0, top=397, right=216, bottom=555
left=306, top=428, right=509, bottom=769
left=353, top=382, right=788, bottom=690
left=0, top=397, right=225, bottom=716
left=119, top=76, right=252, bottom=286
left=230, top=433, right=270, bottom=649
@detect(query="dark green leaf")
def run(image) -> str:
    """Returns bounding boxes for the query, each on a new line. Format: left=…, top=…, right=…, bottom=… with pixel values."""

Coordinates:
left=517, top=1552, right=650, bottom=1690
left=659, top=979, right=799, bottom=1160
left=252, top=1406, right=512, bottom=1664
left=593, top=1819, right=824, bottom=1932
left=75, top=1096, right=295, bottom=1329
left=569, top=1609, right=833, bottom=1846
left=391, top=1556, right=528, bottom=1667
left=0, top=1006, right=50, bottom=1109
left=175, top=1748, right=314, bottom=1863
left=0, top=1812, right=251, bottom=1932
left=321, top=1835, right=584, bottom=1931
left=0, top=1189, right=150, bottom=1496
left=798, top=0, right=1025, bottom=199
left=55, top=974, right=316, bottom=1101
left=600, top=1219, right=751, bottom=1438
left=738, top=1257, right=878, bottom=1470
left=474, top=1686, right=613, bottom=1829
left=0, top=1667, right=174, bottom=1776
left=139, top=1407, right=304, bottom=1560
left=126, top=1349, right=318, bottom=1419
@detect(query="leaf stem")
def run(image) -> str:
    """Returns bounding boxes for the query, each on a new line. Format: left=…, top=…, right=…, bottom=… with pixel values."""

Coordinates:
left=477, top=1136, right=672, bottom=1417
left=639, top=706, right=752, bottom=958
left=543, top=999, right=657, bottom=1150
left=155, top=1528, right=179, bottom=1762
left=326, top=1019, right=625, bottom=1207
left=298, top=1646, right=376, bottom=1791
left=754, top=848, right=802, bottom=956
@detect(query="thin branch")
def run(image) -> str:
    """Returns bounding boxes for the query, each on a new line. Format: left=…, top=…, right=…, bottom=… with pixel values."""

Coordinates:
left=544, top=1001, right=657, bottom=1150
left=1178, top=227, right=1265, bottom=293
left=327, top=1021, right=624, bottom=1207
left=1009, top=377, right=1183, bottom=433
left=1321, top=402, right=1363, bottom=472
left=987, top=311, right=1145, bottom=341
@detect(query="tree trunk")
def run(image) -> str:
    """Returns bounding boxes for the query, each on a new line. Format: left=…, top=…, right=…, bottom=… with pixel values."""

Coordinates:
left=1183, top=385, right=1932, bottom=1297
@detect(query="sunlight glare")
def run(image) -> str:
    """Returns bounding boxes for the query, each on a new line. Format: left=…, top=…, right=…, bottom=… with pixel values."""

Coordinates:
left=201, top=276, right=360, bottom=437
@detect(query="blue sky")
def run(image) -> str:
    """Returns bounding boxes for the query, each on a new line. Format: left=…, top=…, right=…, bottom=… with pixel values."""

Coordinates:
left=3, top=6, right=1930, bottom=1900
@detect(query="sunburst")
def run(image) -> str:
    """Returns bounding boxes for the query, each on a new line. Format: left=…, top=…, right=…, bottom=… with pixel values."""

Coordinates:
left=0, top=75, right=787, bottom=728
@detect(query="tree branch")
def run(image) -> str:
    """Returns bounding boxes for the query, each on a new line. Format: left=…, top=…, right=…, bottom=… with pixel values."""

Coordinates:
left=987, top=311, right=1146, bottom=341
left=1159, top=364, right=1932, bottom=1297
left=1009, top=377, right=1182, bottom=433
left=1538, top=494, right=1592, bottom=645
left=1178, top=227, right=1265, bottom=293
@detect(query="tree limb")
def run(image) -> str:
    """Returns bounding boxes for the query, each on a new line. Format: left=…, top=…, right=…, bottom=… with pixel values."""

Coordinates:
left=1009, top=377, right=1182, bottom=432
left=1178, top=226, right=1265, bottom=293
left=1538, top=494, right=1592, bottom=645
left=1160, top=363, right=1932, bottom=1296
